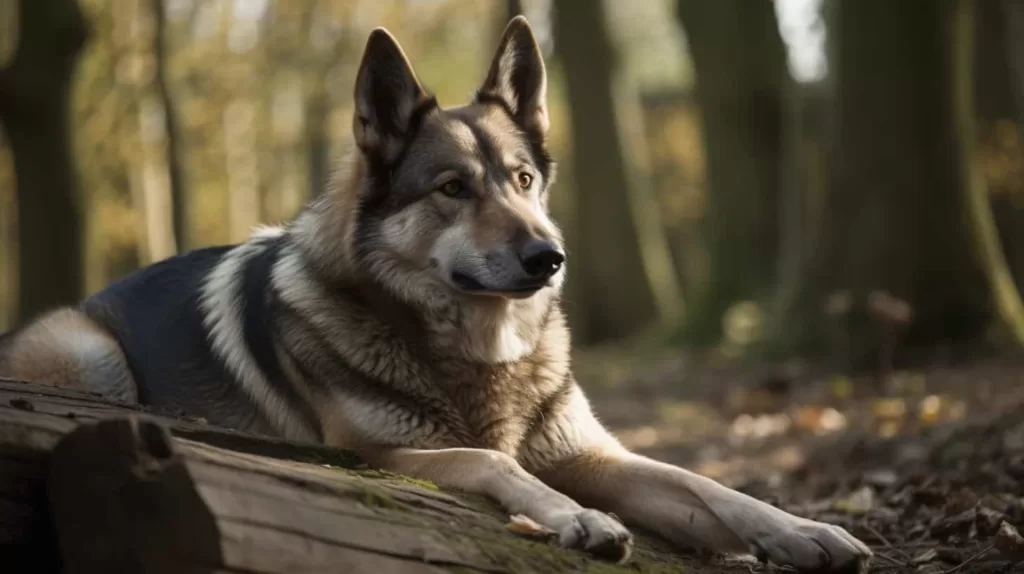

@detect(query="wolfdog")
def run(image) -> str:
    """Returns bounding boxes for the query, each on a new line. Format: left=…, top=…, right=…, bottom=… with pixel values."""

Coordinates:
left=0, top=17, right=870, bottom=572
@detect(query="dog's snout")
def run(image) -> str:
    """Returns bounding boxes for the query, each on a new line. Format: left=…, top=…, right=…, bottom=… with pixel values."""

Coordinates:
left=518, top=239, right=565, bottom=279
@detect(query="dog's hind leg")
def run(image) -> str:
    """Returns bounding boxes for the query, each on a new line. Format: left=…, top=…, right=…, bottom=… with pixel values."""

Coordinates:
left=0, top=308, right=138, bottom=402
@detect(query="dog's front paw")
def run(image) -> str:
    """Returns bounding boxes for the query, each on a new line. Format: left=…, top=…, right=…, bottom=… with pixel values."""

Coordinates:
left=749, top=518, right=871, bottom=573
left=554, top=509, right=634, bottom=563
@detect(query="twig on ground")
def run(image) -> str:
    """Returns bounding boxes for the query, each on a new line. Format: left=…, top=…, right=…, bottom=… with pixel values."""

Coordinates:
left=872, top=552, right=910, bottom=568
left=862, top=521, right=914, bottom=563
left=939, top=544, right=994, bottom=574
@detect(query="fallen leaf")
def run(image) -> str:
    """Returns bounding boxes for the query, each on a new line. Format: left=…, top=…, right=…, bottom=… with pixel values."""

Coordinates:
left=979, top=493, right=1011, bottom=515
left=977, top=506, right=1008, bottom=535
left=944, top=487, right=978, bottom=517
left=505, top=514, right=558, bottom=541
left=931, top=508, right=976, bottom=540
left=995, top=521, right=1024, bottom=561
left=834, top=486, right=875, bottom=515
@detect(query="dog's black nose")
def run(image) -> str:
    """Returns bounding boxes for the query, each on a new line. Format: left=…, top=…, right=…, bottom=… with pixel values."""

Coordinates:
left=518, top=239, right=565, bottom=279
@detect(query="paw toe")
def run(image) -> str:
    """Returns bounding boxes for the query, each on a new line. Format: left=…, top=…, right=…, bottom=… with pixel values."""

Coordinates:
left=756, top=521, right=871, bottom=573
left=559, top=509, right=634, bottom=563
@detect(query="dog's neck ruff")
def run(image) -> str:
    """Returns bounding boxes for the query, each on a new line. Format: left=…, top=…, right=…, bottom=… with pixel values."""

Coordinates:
left=422, top=295, right=554, bottom=364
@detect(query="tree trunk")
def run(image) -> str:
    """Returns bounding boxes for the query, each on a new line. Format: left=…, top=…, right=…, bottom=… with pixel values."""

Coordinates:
left=0, top=0, right=89, bottom=323
left=552, top=0, right=670, bottom=345
left=0, top=133, right=15, bottom=331
left=0, top=379, right=705, bottom=573
left=768, top=0, right=992, bottom=366
left=305, top=88, right=329, bottom=199
left=1000, top=0, right=1024, bottom=288
left=952, top=0, right=1024, bottom=347
left=152, top=0, right=188, bottom=252
left=675, top=0, right=788, bottom=344
left=497, top=0, right=525, bottom=42
left=1005, top=0, right=1024, bottom=131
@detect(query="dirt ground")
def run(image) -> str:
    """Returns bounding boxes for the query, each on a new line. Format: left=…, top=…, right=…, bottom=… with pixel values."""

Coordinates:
left=576, top=345, right=1024, bottom=573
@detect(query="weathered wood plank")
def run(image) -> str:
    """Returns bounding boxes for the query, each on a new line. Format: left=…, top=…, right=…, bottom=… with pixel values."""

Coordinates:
left=0, top=380, right=703, bottom=573
left=46, top=417, right=696, bottom=573
left=0, top=378, right=363, bottom=467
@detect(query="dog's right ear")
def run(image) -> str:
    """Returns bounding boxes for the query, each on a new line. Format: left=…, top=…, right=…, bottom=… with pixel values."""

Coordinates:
left=476, top=16, right=549, bottom=142
left=352, top=28, right=434, bottom=164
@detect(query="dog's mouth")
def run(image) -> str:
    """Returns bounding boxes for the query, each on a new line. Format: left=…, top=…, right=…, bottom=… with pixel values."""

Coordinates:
left=450, top=271, right=547, bottom=299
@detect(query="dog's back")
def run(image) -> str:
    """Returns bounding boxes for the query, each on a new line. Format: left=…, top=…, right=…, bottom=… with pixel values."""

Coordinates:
left=0, top=243, right=279, bottom=436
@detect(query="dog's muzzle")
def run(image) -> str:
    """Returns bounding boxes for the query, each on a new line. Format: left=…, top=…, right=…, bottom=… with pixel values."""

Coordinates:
left=450, top=239, right=565, bottom=297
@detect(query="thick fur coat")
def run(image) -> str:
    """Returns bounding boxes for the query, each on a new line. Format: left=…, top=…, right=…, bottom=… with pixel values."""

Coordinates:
left=0, top=17, right=871, bottom=572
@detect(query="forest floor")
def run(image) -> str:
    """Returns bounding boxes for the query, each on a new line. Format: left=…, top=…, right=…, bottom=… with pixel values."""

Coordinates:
left=575, top=344, right=1024, bottom=573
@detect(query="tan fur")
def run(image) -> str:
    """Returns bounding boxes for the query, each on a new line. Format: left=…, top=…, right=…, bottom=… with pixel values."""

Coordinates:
left=274, top=18, right=871, bottom=571
left=0, top=308, right=137, bottom=402
left=0, top=16, right=871, bottom=572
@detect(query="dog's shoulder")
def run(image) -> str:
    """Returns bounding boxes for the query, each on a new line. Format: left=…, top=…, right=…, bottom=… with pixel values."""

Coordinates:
left=82, top=244, right=238, bottom=345
left=78, top=243, right=279, bottom=433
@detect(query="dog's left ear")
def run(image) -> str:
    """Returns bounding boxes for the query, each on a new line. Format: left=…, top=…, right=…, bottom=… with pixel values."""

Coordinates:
left=476, top=16, right=549, bottom=142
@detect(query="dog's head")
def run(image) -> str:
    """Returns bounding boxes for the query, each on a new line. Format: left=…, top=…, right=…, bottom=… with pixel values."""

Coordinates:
left=349, top=17, right=564, bottom=305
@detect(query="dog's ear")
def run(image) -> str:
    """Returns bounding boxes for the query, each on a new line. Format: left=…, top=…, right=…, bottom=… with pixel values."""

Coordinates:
left=476, top=16, right=549, bottom=142
left=353, top=28, right=434, bottom=163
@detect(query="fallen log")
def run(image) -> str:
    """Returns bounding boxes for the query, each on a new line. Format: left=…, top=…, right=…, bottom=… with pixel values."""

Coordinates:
left=0, top=379, right=719, bottom=573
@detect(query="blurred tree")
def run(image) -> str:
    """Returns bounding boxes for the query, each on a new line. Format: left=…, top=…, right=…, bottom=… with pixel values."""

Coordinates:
left=1001, top=0, right=1024, bottom=285
left=152, top=0, right=188, bottom=251
left=1006, top=0, right=1024, bottom=130
left=0, top=0, right=89, bottom=322
left=298, top=1, right=347, bottom=202
left=553, top=0, right=681, bottom=344
left=674, top=0, right=788, bottom=344
left=768, top=0, right=996, bottom=364
left=73, top=0, right=144, bottom=293
left=499, top=0, right=524, bottom=38
left=953, top=0, right=1024, bottom=346
left=975, top=0, right=1017, bottom=123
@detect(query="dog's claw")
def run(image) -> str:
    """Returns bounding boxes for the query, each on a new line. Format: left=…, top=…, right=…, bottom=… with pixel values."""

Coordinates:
left=747, top=518, right=871, bottom=573
left=556, top=509, right=634, bottom=563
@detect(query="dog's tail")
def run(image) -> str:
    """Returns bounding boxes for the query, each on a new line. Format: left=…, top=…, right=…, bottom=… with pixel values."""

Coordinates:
left=0, top=308, right=138, bottom=403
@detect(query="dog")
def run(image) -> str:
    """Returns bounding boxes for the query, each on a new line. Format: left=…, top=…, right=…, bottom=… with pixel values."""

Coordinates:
left=0, top=17, right=871, bottom=572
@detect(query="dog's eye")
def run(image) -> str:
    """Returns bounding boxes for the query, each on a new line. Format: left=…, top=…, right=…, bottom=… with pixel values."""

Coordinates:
left=517, top=173, right=533, bottom=190
left=439, top=180, right=467, bottom=198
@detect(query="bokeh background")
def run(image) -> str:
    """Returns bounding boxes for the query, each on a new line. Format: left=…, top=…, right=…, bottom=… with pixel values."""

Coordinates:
left=5, top=0, right=1024, bottom=495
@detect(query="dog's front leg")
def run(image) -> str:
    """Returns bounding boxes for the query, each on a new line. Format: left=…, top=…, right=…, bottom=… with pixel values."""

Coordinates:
left=368, top=447, right=633, bottom=560
left=537, top=449, right=872, bottom=572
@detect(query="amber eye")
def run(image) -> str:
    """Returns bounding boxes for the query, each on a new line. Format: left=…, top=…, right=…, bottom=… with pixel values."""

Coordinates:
left=440, top=180, right=465, bottom=198
left=517, top=172, right=533, bottom=189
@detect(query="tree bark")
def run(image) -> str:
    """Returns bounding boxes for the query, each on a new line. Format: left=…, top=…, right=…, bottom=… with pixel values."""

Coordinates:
left=152, top=0, right=188, bottom=252
left=767, top=0, right=992, bottom=365
left=0, top=0, right=89, bottom=322
left=0, top=379, right=707, bottom=573
left=675, top=0, right=789, bottom=344
left=552, top=0, right=671, bottom=344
